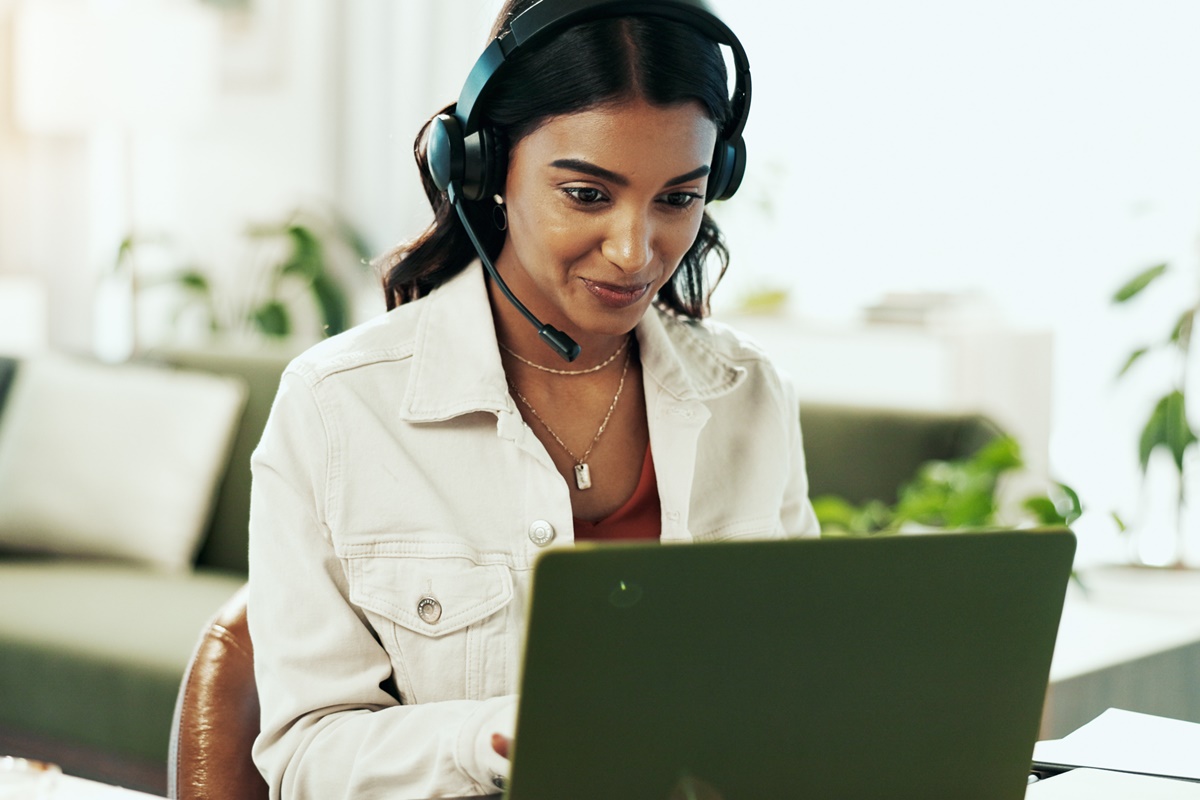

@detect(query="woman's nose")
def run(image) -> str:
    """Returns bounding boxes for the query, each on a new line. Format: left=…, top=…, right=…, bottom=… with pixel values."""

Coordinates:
left=600, top=209, right=654, bottom=274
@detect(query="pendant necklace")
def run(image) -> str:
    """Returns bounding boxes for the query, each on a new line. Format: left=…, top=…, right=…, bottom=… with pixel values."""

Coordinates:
left=509, top=346, right=632, bottom=490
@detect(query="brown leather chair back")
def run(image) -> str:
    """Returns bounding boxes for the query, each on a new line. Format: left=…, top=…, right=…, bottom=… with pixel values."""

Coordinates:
left=169, top=584, right=269, bottom=800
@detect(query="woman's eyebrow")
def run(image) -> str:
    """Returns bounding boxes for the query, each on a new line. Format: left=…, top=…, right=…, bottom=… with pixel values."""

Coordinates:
left=549, top=159, right=711, bottom=188
left=549, top=158, right=628, bottom=185
left=666, top=165, right=712, bottom=186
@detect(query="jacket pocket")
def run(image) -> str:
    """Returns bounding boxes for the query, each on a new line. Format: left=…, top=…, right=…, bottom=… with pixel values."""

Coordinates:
left=347, top=554, right=514, bottom=704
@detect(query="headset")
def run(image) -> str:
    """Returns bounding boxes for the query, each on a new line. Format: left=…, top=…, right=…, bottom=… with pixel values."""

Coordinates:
left=426, top=0, right=752, bottom=361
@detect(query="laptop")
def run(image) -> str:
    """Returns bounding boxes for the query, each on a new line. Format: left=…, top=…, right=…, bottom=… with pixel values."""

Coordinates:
left=496, top=529, right=1076, bottom=800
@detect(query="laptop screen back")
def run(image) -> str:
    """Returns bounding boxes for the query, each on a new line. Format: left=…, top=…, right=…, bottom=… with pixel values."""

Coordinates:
left=506, top=530, right=1075, bottom=800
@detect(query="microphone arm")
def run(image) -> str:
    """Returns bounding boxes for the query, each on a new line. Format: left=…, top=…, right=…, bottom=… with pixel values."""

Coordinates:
left=447, top=184, right=581, bottom=363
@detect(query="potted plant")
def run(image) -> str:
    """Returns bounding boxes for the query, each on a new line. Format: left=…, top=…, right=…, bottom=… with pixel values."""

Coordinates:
left=813, top=435, right=1082, bottom=537
left=1111, top=262, right=1197, bottom=568
left=115, top=207, right=374, bottom=346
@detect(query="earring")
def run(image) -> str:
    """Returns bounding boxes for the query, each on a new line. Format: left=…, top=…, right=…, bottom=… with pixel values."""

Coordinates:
left=492, top=194, right=508, bottom=231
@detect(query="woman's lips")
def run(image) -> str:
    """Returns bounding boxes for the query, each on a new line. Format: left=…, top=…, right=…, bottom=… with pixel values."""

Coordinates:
left=581, top=279, right=651, bottom=308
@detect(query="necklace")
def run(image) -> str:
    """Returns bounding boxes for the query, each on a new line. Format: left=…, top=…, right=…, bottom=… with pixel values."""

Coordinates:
left=500, top=336, right=629, bottom=376
left=509, top=347, right=632, bottom=490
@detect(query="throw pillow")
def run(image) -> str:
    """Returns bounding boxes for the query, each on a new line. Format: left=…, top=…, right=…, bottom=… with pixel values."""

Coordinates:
left=0, top=353, right=247, bottom=570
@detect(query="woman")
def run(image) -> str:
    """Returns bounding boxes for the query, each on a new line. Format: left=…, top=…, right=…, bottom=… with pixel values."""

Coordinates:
left=248, top=1, right=818, bottom=797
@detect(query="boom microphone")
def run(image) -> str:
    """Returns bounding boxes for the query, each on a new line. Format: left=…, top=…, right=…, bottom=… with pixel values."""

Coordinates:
left=446, top=183, right=581, bottom=362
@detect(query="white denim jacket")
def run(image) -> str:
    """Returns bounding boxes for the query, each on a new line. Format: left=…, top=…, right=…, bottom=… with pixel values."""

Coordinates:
left=248, top=263, right=819, bottom=799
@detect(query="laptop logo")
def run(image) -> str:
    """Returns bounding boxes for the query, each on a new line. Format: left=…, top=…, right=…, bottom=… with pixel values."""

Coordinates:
left=667, top=771, right=726, bottom=800
left=609, top=580, right=643, bottom=609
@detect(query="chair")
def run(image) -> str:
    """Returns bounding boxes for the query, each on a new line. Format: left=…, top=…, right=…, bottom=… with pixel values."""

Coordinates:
left=168, top=584, right=269, bottom=800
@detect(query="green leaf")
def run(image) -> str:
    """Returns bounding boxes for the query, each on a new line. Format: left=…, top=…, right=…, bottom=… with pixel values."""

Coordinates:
left=178, top=270, right=211, bottom=293
left=109, top=234, right=147, bottom=275
left=1111, top=511, right=1127, bottom=533
left=971, top=435, right=1024, bottom=473
left=1139, top=390, right=1197, bottom=472
left=812, top=495, right=894, bottom=536
left=1056, top=482, right=1083, bottom=524
left=1139, top=397, right=1167, bottom=471
left=1113, top=263, right=1167, bottom=303
left=1170, top=308, right=1195, bottom=347
left=1117, top=347, right=1149, bottom=379
left=252, top=300, right=291, bottom=338
left=1022, top=482, right=1082, bottom=527
left=812, top=495, right=859, bottom=530
left=312, top=273, right=349, bottom=336
left=895, top=460, right=999, bottom=529
left=1023, top=496, right=1064, bottom=525
left=280, top=226, right=325, bottom=282
left=1164, top=390, right=1197, bottom=471
left=114, top=236, right=136, bottom=269
left=889, top=435, right=1023, bottom=529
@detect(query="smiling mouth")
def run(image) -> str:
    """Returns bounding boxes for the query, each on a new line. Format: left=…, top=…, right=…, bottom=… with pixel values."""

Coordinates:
left=581, top=279, right=652, bottom=308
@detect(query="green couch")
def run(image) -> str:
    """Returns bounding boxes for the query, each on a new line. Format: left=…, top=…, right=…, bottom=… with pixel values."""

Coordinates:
left=0, top=349, right=1000, bottom=794
left=0, top=347, right=292, bottom=794
left=800, top=402, right=1004, bottom=506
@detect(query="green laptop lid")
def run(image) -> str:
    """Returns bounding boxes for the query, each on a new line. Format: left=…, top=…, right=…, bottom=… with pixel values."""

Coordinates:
left=505, top=529, right=1076, bottom=800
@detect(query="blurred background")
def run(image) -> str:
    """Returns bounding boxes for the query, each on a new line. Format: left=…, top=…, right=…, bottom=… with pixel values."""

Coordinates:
left=1, top=0, right=1198, bottom=564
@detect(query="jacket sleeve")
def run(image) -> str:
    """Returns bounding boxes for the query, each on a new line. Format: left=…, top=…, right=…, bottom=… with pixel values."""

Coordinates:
left=779, top=372, right=820, bottom=537
left=248, top=369, right=514, bottom=800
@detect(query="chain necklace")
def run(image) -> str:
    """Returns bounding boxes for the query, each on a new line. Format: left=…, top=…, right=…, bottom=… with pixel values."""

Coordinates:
left=500, top=336, right=629, bottom=376
left=509, top=347, right=632, bottom=490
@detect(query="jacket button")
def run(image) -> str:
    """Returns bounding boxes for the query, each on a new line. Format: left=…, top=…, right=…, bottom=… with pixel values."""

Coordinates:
left=417, top=596, right=442, bottom=624
left=528, top=520, right=555, bottom=546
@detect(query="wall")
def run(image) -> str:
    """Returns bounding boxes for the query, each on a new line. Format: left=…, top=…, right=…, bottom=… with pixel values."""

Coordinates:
left=0, top=0, right=342, bottom=353
left=2, top=0, right=1196, bottom=561
left=708, top=0, right=1200, bottom=562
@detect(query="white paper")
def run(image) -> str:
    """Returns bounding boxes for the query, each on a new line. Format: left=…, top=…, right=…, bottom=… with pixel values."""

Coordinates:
left=1026, top=768, right=1200, bottom=799
left=1033, top=708, right=1200, bottom=781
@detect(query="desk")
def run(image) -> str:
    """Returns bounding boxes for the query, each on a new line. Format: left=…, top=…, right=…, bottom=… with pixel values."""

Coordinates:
left=37, top=566, right=1188, bottom=800
left=1042, top=565, right=1200, bottom=738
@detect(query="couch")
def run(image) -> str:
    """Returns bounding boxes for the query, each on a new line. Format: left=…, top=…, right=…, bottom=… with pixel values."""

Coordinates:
left=0, top=347, right=292, bottom=794
left=0, top=348, right=1001, bottom=795
left=799, top=402, right=1004, bottom=506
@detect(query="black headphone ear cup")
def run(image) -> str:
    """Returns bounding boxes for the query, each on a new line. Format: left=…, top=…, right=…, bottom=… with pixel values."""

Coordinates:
left=460, top=130, right=485, bottom=201
left=482, top=127, right=508, bottom=200
left=707, top=136, right=747, bottom=203
left=427, top=114, right=465, bottom=193
left=461, top=125, right=507, bottom=202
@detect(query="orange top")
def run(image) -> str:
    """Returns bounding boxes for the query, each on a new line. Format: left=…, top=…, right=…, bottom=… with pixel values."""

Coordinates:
left=573, top=445, right=661, bottom=541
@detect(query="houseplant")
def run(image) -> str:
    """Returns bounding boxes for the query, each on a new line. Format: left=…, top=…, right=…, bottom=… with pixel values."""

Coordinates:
left=813, top=435, right=1082, bottom=536
left=1112, top=262, right=1197, bottom=567
left=116, top=208, right=373, bottom=345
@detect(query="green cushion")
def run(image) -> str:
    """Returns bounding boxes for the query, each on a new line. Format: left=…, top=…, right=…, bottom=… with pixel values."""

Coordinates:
left=0, top=558, right=244, bottom=761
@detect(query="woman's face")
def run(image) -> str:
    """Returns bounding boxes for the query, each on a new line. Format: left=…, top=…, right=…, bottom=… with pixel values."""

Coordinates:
left=494, top=98, right=719, bottom=341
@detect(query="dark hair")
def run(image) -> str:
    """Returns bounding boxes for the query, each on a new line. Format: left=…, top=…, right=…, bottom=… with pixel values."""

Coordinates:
left=379, top=0, right=734, bottom=318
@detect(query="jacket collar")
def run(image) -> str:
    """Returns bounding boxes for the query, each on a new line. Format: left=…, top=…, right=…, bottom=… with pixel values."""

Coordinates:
left=636, top=306, right=746, bottom=402
left=401, top=265, right=511, bottom=422
left=400, top=264, right=746, bottom=421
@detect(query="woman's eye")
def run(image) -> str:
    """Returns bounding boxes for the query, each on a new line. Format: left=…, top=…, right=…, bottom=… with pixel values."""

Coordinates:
left=663, top=192, right=701, bottom=209
left=564, top=187, right=606, bottom=205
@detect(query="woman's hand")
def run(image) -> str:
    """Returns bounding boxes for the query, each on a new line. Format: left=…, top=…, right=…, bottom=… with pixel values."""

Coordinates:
left=469, top=697, right=517, bottom=789
left=491, top=733, right=511, bottom=760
